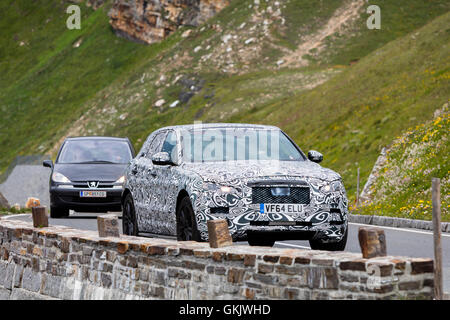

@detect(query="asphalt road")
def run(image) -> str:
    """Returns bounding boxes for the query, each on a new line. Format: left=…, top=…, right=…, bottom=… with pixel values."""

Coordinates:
left=6, top=212, right=450, bottom=293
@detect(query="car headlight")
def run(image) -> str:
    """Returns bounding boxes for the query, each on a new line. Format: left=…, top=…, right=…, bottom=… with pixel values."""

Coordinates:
left=52, top=172, right=71, bottom=183
left=204, top=183, right=234, bottom=194
left=116, top=176, right=126, bottom=184
left=320, top=181, right=342, bottom=193
left=220, top=186, right=232, bottom=193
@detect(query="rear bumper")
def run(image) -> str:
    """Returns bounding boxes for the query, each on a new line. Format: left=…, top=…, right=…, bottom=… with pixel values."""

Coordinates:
left=50, top=186, right=122, bottom=212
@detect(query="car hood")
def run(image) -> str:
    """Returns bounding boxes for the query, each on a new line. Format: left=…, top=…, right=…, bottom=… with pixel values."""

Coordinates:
left=181, top=160, right=341, bottom=184
left=53, top=163, right=127, bottom=182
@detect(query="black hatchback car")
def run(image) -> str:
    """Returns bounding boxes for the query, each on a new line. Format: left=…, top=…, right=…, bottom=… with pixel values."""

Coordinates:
left=43, top=136, right=135, bottom=218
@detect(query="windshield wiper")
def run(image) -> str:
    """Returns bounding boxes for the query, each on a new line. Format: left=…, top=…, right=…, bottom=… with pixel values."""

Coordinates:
left=77, top=160, right=116, bottom=164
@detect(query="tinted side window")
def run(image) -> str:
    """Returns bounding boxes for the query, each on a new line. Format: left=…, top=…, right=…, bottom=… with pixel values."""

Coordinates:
left=161, top=131, right=178, bottom=162
left=145, top=131, right=167, bottom=159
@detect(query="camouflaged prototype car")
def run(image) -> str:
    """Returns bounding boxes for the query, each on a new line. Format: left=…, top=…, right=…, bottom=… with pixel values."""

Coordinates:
left=122, top=123, right=348, bottom=250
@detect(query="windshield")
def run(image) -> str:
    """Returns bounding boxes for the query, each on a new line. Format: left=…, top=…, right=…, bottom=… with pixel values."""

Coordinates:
left=180, top=128, right=305, bottom=162
left=57, top=140, right=132, bottom=164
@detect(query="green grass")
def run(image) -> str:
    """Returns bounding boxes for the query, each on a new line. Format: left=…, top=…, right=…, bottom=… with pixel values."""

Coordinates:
left=0, top=207, right=30, bottom=216
left=308, top=0, right=450, bottom=66
left=228, top=12, right=450, bottom=204
left=0, top=0, right=175, bottom=171
left=353, top=110, right=449, bottom=222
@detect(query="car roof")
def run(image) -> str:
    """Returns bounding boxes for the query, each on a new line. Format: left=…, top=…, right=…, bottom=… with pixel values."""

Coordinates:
left=160, top=123, right=281, bottom=132
left=65, top=136, right=130, bottom=141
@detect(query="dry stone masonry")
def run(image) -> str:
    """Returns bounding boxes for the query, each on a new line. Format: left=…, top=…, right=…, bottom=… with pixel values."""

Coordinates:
left=109, top=0, right=230, bottom=44
left=0, top=218, right=434, bottom=300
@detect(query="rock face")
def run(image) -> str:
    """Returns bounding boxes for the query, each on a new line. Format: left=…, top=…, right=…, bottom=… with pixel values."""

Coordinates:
left=86, top=0, right=106, bottom=10
left=0, top=192, right=9, bottom=209
left=109, top=0, right=230, bottom=44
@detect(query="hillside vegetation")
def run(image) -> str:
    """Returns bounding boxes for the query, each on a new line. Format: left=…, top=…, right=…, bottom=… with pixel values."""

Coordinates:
left=354, top=104, right=449, bottom=221
left=1, top=0, right=449, bottom=217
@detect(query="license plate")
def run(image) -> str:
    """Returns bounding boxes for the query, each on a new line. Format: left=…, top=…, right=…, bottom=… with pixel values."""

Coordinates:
left=260, top=203, right=303, bottom=214
left=80, top=191, right=106, bottom=198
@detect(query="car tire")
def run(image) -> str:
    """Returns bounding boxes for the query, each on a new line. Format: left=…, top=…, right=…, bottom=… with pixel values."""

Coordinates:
left=309, top=227, right=348, bottom=251
left=123, top=193, right=139, bottom=236
left=50, top=206, right=69, bottom=219
left=248, top=238, right=276, bottom=247
left=176, top=196, right=201, bottom=242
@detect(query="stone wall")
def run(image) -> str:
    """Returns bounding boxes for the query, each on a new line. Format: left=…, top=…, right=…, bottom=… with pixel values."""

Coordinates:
left=0, top=218, right=434, bottom=300
left=108, top=0, right=230, bottom=44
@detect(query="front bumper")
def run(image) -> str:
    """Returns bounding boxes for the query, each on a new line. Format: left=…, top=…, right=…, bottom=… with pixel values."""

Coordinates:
left=197, top=205, right=348, bottom=242
left=50, top=185, right=122, bottom=212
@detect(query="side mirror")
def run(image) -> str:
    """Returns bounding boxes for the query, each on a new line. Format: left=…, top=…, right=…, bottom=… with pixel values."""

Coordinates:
left=152, top=152, right=174, bottom=166
left=307, top=150, right=323, bottom=163
left=43, top=160, right=53, bottom=168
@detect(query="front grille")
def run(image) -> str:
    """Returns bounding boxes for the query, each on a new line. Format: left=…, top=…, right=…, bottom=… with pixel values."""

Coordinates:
left=252, top=186, right=310, bottom=204
left=72, top=182, right=114, bottom=189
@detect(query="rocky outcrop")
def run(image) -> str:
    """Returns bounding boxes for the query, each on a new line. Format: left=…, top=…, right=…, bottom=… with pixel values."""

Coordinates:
left=108, top=0, right=230, bottom=44
left=86, top=0, right=107, bottom=10
left=0, top=192, right=9, bottom=209
left=359, top=147, right=388, bottom=204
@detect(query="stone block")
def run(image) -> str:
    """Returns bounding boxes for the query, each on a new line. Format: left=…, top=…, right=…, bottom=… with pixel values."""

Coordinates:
left=97, top=215, right=120, bottom=238
left=399, top=281, right=421, bottom=291
left=10, top=288, right=59, bottom=300
left=21, top=268, right=42, bottom=293
left=31, top=206, right=48, bottom=228
left=207, top=219, right=232, bottom=248
left=410, top=258, right=434, bottom=274
left=0, top=287, right=11, bottom=300
left=358, top=227, right=387, bottom=258
left=339, top=259, right=367, bottom=271
left=257, top=263, right=274, bottom=274
left=228, top=268, right=245, bottom=284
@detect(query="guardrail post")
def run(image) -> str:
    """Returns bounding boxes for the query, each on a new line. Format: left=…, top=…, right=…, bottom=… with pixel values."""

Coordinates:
left=432, top=177, right=443, bottom=300
left=31, top=206, right=48, bottom=228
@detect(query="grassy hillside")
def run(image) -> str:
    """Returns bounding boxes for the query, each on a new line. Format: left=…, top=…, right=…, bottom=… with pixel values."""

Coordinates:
left=1, top=0, right=449, bottom=218
left=233, top=11, right=450, bottom=203
left=353, top=105, right=449, bottom=222
left=0, top=0, right=175, bottom=170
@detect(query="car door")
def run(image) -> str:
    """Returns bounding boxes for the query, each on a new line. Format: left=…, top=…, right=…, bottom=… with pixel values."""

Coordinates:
left=149, top=130, right=180, bottom=236
left=139, top=130, right=167, bottom=233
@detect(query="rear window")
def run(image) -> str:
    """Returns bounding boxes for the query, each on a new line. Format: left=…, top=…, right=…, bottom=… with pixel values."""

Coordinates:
left=57, top=140, right=132, bottom=164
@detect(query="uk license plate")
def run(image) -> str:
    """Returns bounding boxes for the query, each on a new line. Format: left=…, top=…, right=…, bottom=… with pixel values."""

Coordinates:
left=260, top=203, right=303, bottom=214
left=80, top=191, right=106, bottom=198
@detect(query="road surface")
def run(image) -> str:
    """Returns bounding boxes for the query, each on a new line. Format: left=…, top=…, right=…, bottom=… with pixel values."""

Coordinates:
left=5, top=212, right=450, bottom=293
